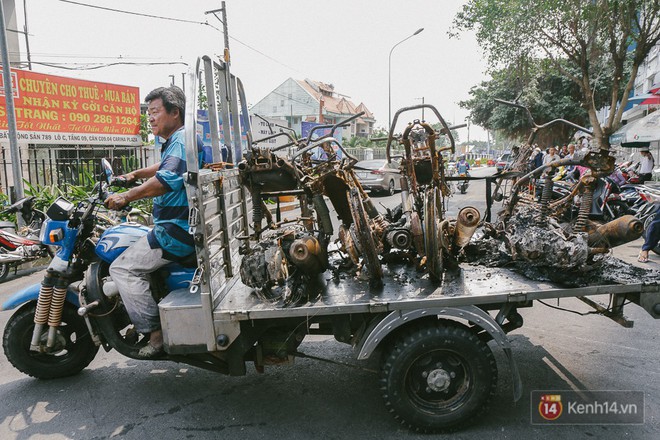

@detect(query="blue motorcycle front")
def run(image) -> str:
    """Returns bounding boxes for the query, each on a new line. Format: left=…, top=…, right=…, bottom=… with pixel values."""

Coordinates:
left=1, top=162, right=196, bottom=379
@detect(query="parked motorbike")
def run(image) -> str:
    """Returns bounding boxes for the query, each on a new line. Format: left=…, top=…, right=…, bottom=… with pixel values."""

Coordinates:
left=1, top=159, right=198, bottom=379
left=0, top=197, right=57, bottom=281
left=590, top=176, right=633, bottom=222
left=457, top=174, right=469, bottom=194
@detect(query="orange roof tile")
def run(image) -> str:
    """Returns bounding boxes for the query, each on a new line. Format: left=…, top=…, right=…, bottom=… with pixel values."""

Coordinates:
left=296, top=79, right=374, bottom=121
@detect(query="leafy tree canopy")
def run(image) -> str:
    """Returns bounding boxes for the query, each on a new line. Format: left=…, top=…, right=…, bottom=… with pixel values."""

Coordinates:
left=460, top=60, right=611, bottom=147
left=453, top=0, right=660, bottom=149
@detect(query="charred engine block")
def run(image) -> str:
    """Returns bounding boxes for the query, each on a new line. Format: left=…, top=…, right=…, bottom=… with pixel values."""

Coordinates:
left=239, top=226, right=328, bottom=300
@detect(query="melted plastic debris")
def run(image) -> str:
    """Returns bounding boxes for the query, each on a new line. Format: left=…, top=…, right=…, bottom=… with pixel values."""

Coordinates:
left=465, top=207, right=590, bottom=269
left=514, top=255, right=660, bottom=287
left=463, top=205, right=659, bottom=287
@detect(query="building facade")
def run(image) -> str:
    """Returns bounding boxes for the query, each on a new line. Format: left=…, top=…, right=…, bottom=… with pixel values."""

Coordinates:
left=249, top=78, right=376, bottom=140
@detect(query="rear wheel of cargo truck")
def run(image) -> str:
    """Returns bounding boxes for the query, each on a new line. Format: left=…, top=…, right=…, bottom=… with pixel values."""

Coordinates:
left=380, top=321, right=497, bottom=432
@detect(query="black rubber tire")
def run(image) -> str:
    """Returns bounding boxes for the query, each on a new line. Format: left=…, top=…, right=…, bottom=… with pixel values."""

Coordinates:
left=0, top=263, right=9, bottom=281
left=3, top=302, right=99, bottom=379
left=380, top=322, right=497, bottom=433
left=460, top=183, right=467, bottom=194
left=46, top=245, right=59, bottom=258
left=387, top=180, right=396, bottom=197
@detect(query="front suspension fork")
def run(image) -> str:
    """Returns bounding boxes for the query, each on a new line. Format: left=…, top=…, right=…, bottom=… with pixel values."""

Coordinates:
left=30, top=272, right=69, bottom=352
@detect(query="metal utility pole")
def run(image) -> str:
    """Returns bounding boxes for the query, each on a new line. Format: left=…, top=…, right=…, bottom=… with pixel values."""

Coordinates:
left=205, top=3, right=232, bottom=86
left=22, top=0, right=31, bottom=70
left=487, top=129, right=491, bottom=158
left=0, top=0, right=25, bottom=214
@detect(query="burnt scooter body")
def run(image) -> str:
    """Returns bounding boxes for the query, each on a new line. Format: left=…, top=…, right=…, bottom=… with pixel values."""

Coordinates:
left=0, top=197, right=55, bottom=281
left=385, top=104, right=480, bottom=281
left=238, top=113, right=387, bottom=294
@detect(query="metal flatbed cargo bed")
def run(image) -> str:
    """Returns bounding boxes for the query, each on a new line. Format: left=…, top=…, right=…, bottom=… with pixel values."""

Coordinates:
left=177, top=167, right=659, bottom=336
left=214, top=264, right=660, bottom=321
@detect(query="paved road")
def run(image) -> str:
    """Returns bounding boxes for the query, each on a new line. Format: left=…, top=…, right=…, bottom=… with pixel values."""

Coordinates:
left=1, top=168, right=658, bottom=439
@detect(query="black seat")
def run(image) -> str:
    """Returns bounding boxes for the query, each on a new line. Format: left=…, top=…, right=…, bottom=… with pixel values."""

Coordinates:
left=179, top=252, right=198, bottom=268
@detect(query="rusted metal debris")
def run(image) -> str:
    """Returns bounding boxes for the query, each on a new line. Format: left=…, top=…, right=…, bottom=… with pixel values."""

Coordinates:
left=237, top=105, right=484, bottom=302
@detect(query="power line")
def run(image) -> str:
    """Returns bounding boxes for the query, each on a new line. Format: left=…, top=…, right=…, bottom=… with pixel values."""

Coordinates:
left=27, top=53, right=176, bottom=60
left=227, top=36, right=305, bottom=75
left=53, top=0, right=304, bottom=74
left=30, top=61, right=189, bottom=71
left=55, top=0, right=218, bottom=29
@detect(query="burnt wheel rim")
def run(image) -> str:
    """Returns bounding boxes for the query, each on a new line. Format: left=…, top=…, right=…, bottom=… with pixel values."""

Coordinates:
left=405, top=349, right=472, bottom=413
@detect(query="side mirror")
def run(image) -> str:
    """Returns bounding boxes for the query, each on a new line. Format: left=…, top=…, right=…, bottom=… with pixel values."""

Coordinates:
left=101, top=159, right=114, bottom=184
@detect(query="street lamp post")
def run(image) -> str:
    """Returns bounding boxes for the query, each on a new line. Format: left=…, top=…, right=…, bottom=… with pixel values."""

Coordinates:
left=388, top=28, right=424, bottom=129
left=414, top=96, right=425, bottom=120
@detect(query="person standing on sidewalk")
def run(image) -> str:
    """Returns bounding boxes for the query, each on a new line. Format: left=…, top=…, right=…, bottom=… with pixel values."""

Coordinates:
left=638, top=148, right=655, bottom=183
left=638, top=218, right=660, bottom=263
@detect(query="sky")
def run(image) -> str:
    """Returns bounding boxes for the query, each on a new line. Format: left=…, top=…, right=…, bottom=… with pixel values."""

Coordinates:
left=8, top=0, right=491, bottom=141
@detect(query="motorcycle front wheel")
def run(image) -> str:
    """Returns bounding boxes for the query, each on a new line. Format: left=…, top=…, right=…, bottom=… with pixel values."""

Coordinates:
left=0, top=263, right=9, bottom=281
left=3, top=302, right=99, bottom=379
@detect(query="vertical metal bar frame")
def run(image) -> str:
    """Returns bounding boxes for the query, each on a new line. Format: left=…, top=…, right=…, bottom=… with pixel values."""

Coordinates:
left=183, top=58, right=215, bottom=350
left=235, top=77, right=252, bottom=239
left=182, top=55, right=254, bottom=351
left=216, top=61, right=233, bottom=163
left=201, top=56, right=223, bottom=164
left=229, top=75, right=242, bottom=164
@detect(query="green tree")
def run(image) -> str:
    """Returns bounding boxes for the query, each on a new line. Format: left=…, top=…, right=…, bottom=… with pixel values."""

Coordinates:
left=459, top=61, right=608, bottom=146
left=453, top=0, right=660, bottom=150
left=140, top=113, right=152, bottom=144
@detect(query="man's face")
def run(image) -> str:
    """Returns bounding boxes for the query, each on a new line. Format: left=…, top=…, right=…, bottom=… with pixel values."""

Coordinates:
left=569, top=145, right=575, bottom=154
left=147, top=98, right=181, bottom=139
left=549, top=147, right=556, bottom=155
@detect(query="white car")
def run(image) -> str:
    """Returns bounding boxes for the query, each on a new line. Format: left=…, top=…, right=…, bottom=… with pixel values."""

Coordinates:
left=355, top=159, right=401, bottom=196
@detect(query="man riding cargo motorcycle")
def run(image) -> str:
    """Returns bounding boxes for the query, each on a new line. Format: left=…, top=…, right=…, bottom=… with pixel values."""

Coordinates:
left=105, top=85, right=201, bottom=359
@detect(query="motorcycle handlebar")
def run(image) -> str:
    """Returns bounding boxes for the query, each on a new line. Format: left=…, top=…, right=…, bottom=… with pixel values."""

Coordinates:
left=305, top=112, right=365, bottom=142
left=110, top=176, right=139, bottom=188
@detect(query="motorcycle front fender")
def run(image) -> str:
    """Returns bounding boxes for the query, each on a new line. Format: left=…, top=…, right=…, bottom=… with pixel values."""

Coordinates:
left=0, top=282, right=80, bottom=311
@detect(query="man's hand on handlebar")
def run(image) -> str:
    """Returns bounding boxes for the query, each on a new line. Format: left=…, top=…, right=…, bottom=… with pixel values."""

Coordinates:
left=105, top=193, right=129, bottom=211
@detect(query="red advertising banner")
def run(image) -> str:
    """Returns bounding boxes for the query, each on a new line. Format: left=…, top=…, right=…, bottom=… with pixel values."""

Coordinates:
left=0, top=68, right=141, bottom=145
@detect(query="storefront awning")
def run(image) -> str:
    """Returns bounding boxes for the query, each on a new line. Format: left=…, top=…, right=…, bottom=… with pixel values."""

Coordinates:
left=609, top=111, right=660, bottom=148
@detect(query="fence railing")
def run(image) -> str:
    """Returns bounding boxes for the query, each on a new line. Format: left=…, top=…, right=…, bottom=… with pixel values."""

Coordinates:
left=1, top=155, right=147, bottom=196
